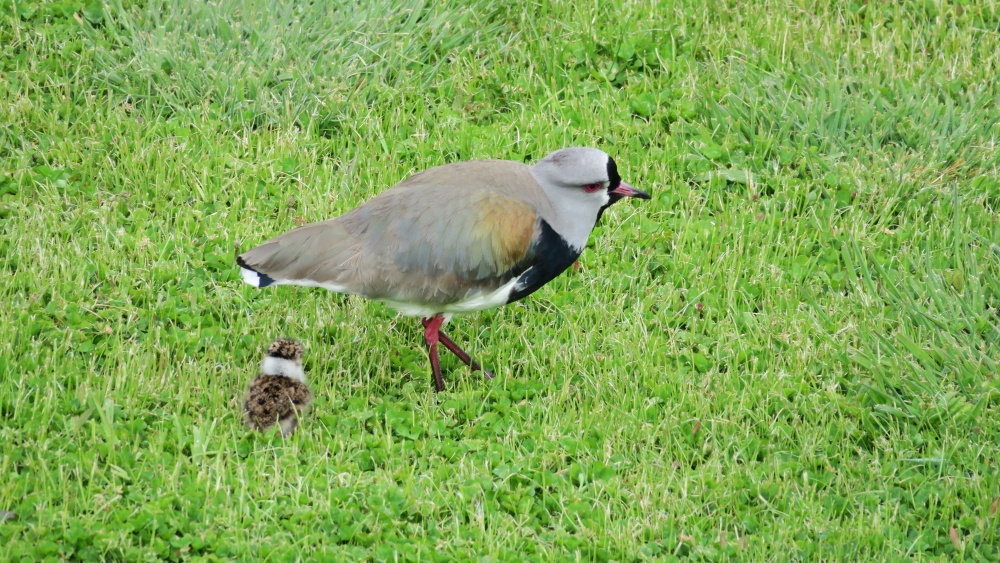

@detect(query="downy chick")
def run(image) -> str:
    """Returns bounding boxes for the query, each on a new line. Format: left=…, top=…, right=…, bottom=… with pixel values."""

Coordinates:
left=244, top=338, right=312, bottom=437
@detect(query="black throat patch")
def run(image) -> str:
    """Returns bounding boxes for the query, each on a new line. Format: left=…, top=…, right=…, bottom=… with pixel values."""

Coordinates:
left=598, top=155, right=624, bottom=222
left=607, top=156, right=621, bottom=190
left=505, top=219, right=582, bottom=304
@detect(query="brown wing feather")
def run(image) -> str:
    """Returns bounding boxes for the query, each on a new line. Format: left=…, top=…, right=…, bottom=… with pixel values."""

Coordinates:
left=478, top=193, right=536, bottom=273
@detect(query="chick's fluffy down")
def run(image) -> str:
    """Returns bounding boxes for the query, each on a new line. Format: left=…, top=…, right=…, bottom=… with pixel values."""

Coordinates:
left=244, top=375, right=312, bottom=437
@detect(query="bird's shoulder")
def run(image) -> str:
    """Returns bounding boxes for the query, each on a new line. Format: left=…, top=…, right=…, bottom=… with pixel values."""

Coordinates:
left=352, top=161, right=544, bottom=275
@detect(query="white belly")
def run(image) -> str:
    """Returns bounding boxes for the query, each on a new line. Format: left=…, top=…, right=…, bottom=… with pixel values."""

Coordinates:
left=378, top=277, right=520, bottom=318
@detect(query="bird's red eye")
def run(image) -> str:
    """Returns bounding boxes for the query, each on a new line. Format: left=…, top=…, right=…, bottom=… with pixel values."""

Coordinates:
left=583, top=183, right=604, bottom=193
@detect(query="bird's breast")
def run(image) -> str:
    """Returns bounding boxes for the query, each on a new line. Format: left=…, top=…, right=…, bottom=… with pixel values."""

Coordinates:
left=506, top=220, right=581, bottom=303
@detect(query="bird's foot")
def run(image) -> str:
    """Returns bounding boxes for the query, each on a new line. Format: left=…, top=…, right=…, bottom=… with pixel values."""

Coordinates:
left=422, top=315, right=494, bottom=389
left=436, top=328, right=493, bottom=380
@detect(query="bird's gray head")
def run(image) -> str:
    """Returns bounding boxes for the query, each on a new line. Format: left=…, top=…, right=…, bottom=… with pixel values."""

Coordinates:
left=530, top=147, right=650, bottom=248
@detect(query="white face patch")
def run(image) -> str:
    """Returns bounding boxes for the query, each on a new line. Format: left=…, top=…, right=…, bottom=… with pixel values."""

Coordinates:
left=261, top=357, right=306, bottom=382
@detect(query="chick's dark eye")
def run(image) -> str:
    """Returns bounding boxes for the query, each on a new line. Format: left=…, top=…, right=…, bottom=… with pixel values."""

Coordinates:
left=582, top=182, right=604, bottom=193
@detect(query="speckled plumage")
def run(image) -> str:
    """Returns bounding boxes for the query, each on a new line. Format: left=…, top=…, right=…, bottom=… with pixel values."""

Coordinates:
left=244, top=338, right=312, bottom=437
left=267, top=338, right=304, bottom=361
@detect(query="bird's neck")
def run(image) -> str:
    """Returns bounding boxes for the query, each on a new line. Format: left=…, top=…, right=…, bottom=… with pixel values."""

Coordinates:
left=261, top=357, right=306, bottom=382
left=536, top=192, right=603, bottom=252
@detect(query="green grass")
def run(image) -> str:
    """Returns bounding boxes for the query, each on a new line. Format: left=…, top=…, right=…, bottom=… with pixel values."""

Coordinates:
left=3, top=0, right=1000, bottom=559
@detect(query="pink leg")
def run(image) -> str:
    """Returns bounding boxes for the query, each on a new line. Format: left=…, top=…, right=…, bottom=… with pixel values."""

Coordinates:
left=439, top=332, right=494, bottom=379
left=421, top=318, right=494, bottom=381
left=422, top=314, right=446, bottom=392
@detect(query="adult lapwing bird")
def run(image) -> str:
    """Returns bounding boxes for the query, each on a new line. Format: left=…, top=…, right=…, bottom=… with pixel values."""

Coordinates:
left=244, top=338, right=313, bottom=437
left=237, top=147, right=649, bottom=392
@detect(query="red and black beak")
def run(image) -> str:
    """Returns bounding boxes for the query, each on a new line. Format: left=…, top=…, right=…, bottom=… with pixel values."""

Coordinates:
left=609, top=181, right=651, bottom=201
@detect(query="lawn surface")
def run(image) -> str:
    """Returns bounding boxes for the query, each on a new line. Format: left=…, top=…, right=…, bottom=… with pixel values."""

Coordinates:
left=2, top=0, right=999, bottom=560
